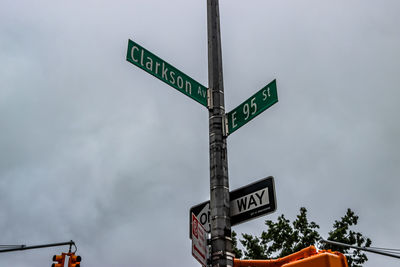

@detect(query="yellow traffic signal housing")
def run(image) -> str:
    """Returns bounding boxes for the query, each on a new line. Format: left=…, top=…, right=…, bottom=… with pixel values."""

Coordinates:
left=68, top=254, right=82, bottom=267
left=234, top=246, right=348, bottom=267
left=52, top=254, right=66, bottom=267
left=282, top=250, right=348, bottom=267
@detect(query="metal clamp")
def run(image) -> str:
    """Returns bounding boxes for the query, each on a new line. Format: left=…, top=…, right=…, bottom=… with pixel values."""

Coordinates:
left=208, top=88, right=226, bottom=111
left=207, top=88, right=213, bottom=109
left=210, top=185, right=229, bottom=191
left=212, top=250, right=235, bottom=261
left=211, top=215, right=229, bottom=221
left=211, top=236, right=232, bottom=242
left=222, top=114, right=228, bottom=136
left=209, top=114, right=223, bottom=120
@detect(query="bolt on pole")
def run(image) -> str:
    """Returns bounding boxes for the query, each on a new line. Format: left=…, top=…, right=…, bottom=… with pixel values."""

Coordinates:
left=207, top=0, right=233, bottom=267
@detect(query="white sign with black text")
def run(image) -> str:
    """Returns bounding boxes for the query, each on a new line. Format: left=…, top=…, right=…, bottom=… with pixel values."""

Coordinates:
left=230, top=188, right=269, bottom=216
left=189, top=176, right=276, bottom=239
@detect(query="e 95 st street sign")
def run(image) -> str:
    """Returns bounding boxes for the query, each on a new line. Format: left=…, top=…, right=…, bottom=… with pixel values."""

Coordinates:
left=126, top=39, right=208, bottom=107
left=227, top=80, right=278, bottom=135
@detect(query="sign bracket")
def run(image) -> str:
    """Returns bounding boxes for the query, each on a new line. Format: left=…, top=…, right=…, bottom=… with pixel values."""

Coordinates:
left=222, top=115, right=228, bottom=137
left=207, top=87, right=213, bottom=110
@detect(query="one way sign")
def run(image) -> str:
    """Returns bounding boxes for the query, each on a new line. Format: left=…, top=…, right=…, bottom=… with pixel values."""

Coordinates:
left=190, top=176, right=276, bottom=238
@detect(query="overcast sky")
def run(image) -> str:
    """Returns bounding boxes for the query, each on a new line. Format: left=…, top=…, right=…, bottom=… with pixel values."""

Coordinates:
left=1, top=0, right=399, bottom=266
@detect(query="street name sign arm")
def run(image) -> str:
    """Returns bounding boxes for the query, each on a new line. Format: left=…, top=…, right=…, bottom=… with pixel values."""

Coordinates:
left=126, top=39, right=208, bottom=107
left=226, top=79, right=278, bottom=135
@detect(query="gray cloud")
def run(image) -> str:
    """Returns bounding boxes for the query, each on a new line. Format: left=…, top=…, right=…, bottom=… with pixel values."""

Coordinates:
left=0, top=1, right=399, bottom=266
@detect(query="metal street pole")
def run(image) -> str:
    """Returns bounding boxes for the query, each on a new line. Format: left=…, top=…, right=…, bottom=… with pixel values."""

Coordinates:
left=207, top=1, right=233, bottom=267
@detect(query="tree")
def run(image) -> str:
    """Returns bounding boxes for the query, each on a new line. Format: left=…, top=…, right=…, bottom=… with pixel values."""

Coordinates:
left=232, top=207, right=371, bottom=267
left=231, top=231, right=243, bottom=259
left=321, top=209, right=372, bottom=267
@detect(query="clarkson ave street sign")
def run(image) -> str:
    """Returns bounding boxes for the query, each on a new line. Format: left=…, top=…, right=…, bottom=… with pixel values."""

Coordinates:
left=126, top=39, right=208, bottom=107
left=226, top=79, right=278, bottom=135
left=190, top=176, right=276, bottom=238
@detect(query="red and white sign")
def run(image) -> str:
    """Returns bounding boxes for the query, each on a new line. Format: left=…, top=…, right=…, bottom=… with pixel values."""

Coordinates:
left=192, top=213, right=208, bottom=266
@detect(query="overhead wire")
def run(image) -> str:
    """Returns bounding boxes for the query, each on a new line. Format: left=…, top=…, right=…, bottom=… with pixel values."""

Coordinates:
left=320, top=239, right=400, bottom=260
left=368, top=246, right=400, bottom=252
left=366, top=247, right=400, bottom=257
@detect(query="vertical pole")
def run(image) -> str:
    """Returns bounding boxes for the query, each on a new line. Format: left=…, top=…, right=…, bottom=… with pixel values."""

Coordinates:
left=207, top=1, right=233, bottom=267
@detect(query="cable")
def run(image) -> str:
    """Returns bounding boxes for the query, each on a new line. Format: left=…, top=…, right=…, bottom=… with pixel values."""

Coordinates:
left=366, top=247, right=400, bottom=256
left=368, top=246, right=400, bottom=252
left=320, top=239, right=400, bottom=260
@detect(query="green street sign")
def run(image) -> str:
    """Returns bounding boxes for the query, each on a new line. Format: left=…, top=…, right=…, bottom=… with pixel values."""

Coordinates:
left=226, top=80, right=278, bottom=135
left=126, top=39, right=208, bottom=107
